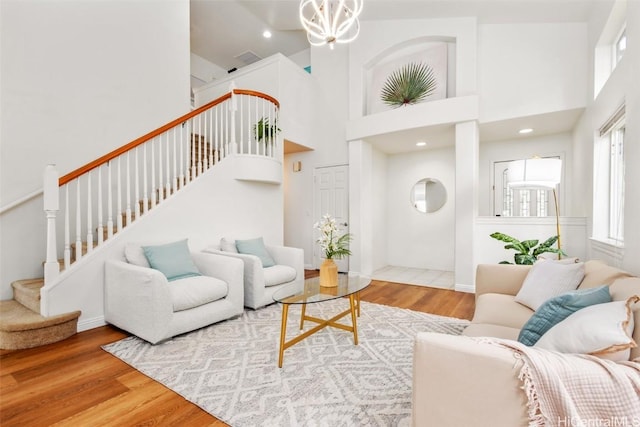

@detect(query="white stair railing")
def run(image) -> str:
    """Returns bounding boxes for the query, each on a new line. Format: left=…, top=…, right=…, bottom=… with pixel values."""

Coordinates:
left=42, top=86, right=280, bottom=286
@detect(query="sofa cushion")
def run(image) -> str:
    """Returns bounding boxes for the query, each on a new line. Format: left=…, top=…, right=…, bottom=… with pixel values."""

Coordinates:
left=518, top=285, right=611, bottom=346
left=514, top=260, right=585, bottom=310
left=236, top=237, right=276, bottom=268
left=220, top=237, right=238, bottom=253
left=143, top=239, right=201, bottom=282
left=124, top=243, right=151, bottom=268
left=578, top=260, right=633, bottom=289
left=535, top=296, right=638, bottom=361
left=472, top=293, right=534, bottom=330
left=169, top=276, right=228, bottom=312
left=462, top=323, right=520, bottom=341
left=263, top=265, right=297, bottom=287
left=610, top=278, right=640, bottom=361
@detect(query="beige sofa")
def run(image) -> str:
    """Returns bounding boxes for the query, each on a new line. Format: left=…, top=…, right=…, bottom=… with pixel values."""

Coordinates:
left=412, top=260, right=639, bottom=427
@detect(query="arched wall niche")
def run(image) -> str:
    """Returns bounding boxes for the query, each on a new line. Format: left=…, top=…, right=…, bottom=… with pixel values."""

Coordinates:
left=362, top=36, right=457, bottom=116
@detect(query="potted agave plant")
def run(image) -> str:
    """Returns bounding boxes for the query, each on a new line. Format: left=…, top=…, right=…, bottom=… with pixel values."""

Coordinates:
left=380, top=62, right=438, bottom=107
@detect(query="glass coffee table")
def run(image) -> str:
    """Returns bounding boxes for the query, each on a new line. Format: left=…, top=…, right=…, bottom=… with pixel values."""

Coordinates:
left=272, top=274, right=371, bottom=368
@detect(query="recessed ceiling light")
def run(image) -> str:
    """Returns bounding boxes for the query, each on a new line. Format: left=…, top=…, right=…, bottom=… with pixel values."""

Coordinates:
left=416, top=141, right=427, bottom=147
left=519, top=128, right=533, bottom=134
left=263, top=30, right=272, bottom=39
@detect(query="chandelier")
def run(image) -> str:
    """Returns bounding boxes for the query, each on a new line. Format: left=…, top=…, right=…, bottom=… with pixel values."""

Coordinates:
left=299, top=0, right=363, bottom=49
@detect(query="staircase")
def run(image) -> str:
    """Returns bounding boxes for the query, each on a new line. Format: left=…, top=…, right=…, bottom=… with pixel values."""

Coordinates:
left=0, top=280, right=80, bottom=350
left=0, top=86, right=281, bottom=350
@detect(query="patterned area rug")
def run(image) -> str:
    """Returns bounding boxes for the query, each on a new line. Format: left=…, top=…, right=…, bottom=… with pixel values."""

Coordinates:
left=103, top=299, right=468, bottom=427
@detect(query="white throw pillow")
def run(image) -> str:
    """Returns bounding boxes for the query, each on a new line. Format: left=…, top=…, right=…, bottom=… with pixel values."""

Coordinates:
left=515, top=259, right=585, bottom=310
left=124, top=243, right=150, bottom=268
left=220, top=237, right=238, bottom=253
left=535, top=296, right=639, bottom=361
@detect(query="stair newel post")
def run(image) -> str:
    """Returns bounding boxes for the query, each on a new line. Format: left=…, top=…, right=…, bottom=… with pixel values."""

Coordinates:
left=230, top=83, right=238, bottom=155
left=43, top=165, right=60, bottom=285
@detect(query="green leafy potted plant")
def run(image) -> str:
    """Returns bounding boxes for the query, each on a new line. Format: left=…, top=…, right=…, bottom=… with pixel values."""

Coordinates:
left=490, top=232, right=565, bottom=265
left=253, top=117, right=280, bottom=142
left=380, top=62, right=437, bottom=108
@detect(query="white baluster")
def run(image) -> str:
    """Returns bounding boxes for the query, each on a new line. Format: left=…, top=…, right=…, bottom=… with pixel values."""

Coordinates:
left=43, top=164, right=60, bottom=283
left=173, top=128, right=178, bottom=192
left=158, top=137, right=164, bottom=202
left=239, top=96, right=244, bottom=155
left=125, top=152, right=132, bottom=226
left=107, top=162, right=114, bottom=238
left=179, top=124, right=185, bottom=187
left=97, top=165, right=104, bottom=245
left=117, top=157, right=123, bottom=232
left=75, top=179, right=82, bottom=261
left=197, top=114, right=203, bottom=175
left=143, top=144, right=149, bottom=214
left=208, top=110, right=214, bottom=167
left=64, top=185, right=71, bottom=268
left=190, top=119, right=196, bottom=180
left=165, top=133, right=171, bottom=198
left=151, top=139, right=157, bottom=208
left=135, top=148, right=140, bottom=220
left=86, top=172, right=93, bottom=253
left=215, top=106, right=220, bottom=162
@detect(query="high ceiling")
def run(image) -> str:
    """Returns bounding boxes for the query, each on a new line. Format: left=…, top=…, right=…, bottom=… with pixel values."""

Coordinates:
left=190, top=0, right=598, bottom=152
left=191, top=0, right=597, bottom=71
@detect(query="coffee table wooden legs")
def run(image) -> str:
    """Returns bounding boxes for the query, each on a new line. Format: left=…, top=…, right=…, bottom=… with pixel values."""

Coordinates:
left=278, top=303, right=289, bottom=368
left=277, top=294, right=361, bottom=368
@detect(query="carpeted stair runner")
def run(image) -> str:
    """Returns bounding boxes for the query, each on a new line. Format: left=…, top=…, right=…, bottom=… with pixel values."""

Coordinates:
left=0, top=279, right=81, bottom=350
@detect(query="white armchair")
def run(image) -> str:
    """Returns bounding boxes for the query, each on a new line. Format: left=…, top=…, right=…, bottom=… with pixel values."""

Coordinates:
left=205, top=240, right=304, bottom=309
left=104, top=251, right=244, bottom=344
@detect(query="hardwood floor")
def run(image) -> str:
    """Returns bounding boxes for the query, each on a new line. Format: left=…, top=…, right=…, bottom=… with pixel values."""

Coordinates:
left=0, top=274, right=475, bottom=426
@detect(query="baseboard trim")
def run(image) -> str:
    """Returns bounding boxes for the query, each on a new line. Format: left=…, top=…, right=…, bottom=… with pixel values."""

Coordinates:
left=304, top=263, right=315, bottom=270
left=454, top=283, right=475, bottom=293
left=77, top=316, right=107, bottom=332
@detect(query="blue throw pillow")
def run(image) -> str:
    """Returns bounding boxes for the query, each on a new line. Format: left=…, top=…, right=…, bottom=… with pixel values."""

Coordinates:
left=235, top=237, right=276, bottom=268
left=142, top=239, right=201, bottom=282
left=518, top=285, right=611, bottom=346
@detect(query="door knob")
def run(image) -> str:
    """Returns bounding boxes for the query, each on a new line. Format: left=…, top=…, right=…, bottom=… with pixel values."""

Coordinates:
left=341, top=222, right=348, bottom=226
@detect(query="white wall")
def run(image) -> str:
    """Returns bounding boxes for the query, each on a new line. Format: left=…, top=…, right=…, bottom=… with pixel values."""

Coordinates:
left=0, top=0, right=191, bottom=299
left=572, top=0, right=640, bottom=274
left=42, top=158, right=283, bottom=328
left=191, top=52, right=227, bottom=88
left=386, top=147, right=455, bottom=271
left=478, top=132, right=574, bottom=216
left=478, top=23, right=588, bottom=122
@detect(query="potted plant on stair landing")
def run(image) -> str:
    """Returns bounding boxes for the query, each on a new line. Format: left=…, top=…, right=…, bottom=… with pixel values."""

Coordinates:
left=314, top=214, right=352, bottom=287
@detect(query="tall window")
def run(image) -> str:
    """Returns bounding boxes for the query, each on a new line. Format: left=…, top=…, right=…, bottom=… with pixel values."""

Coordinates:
left=613, top=28, right=626, bottom=68
left=608, top=124, right=625, bottom=241
left=594, top=105, right=625, bottom=244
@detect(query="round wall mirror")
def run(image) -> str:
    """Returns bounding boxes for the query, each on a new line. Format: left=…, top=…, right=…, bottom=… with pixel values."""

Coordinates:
left=411, top=178, right=447, bottom=213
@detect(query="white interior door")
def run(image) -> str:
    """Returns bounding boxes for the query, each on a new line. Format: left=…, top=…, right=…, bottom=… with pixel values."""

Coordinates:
left=314, top=165, right=349, bottom=272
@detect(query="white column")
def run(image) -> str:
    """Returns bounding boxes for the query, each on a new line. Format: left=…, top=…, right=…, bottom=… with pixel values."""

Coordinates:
left=454, top=120, right=479, bottom=292
left=347, top=139, right=373, bottom=276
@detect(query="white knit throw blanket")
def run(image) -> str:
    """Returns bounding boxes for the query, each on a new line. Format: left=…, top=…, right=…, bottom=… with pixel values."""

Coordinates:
left=479, top=338, right=640, bottom=427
